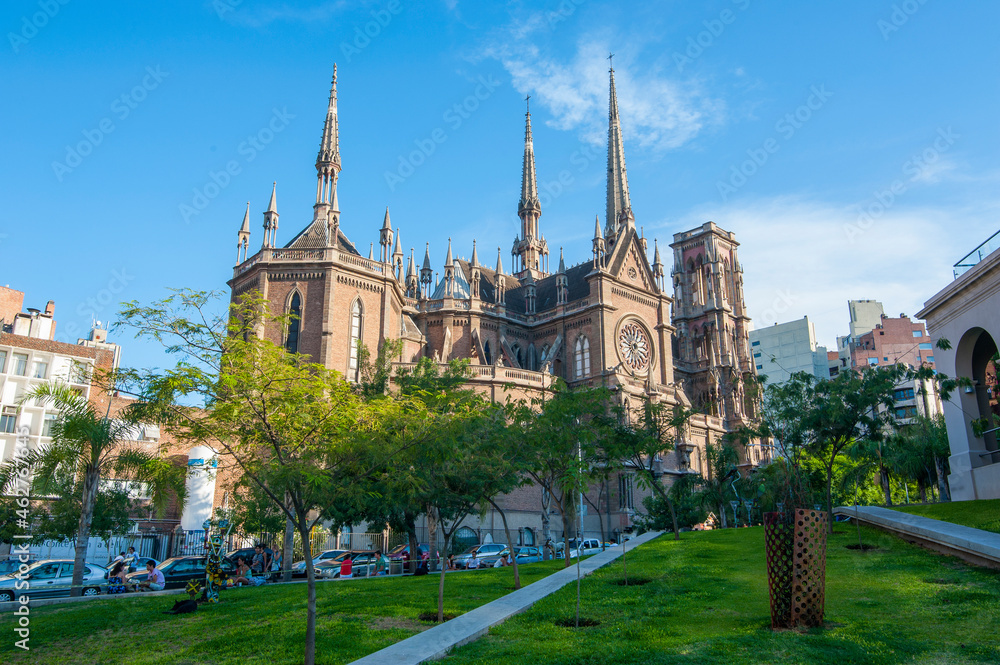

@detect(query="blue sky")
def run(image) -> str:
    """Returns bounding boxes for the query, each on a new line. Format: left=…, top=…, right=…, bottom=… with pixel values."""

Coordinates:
left=3, top=0, right=999, bottom=371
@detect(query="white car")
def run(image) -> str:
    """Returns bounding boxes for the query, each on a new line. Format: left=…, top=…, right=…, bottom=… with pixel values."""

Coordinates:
left=566, top=538, right=604, bottom=559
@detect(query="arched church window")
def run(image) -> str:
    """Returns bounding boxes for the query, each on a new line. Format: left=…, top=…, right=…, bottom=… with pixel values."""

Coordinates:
left=285, top=292, right=301, bottom=354
left=575, top=336, right=591, bottom=379
left=484, top=340, right=492, bottom=365
left=348, top=299, right=363, bottom=381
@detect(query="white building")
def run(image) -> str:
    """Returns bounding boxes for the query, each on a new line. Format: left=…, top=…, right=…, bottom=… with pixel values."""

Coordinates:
left=749, top=317, right=830, bottom=386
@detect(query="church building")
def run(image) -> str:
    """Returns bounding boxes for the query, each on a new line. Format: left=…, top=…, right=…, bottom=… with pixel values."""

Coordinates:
left=227, top=64, right=764, bottom=541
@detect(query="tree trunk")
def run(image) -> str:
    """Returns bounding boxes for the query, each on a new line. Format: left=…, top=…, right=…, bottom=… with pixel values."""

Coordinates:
left=540, top=489, right=552, bottom=561
left=298, top=519, right=317, bottom=665
left=489, top=499, right=520, bottom=590
left=71, top=467, right=100, bottom=597
left=282, top=492, right=294, bottom=583
left=407, top=526, right=420, bottom=575
left=437, top=524, right=450, bottom=622
left=561, top=498, right=573, bottom=569
left=667, top=495, right=680, bottom=540
left=880, top=467, right=892, bottom=506
left=718, top=502, right=728, bottom=529
left=427, top=507, right=439, bottom=571
left=935, top=456, right=951, bottom=501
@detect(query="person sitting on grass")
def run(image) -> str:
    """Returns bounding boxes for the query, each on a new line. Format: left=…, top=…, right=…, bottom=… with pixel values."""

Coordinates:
left=107, top=561, right=128, bottom=594
left=233, top=556, right=254, bottom=587
left=251, top=545, right=268, bottom=585
left=493, top=552, right=511, bottom=568
left=374, top=551, right=387, bottom=576
left=468, top=552, right=480, bottom=570
left=137, top=561, right=165, bottom=592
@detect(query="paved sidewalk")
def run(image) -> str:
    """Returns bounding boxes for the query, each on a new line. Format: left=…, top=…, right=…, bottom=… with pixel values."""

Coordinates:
left=834, top=505, right=1000, bottom=567
left=349, top=530, right=663, bottom=665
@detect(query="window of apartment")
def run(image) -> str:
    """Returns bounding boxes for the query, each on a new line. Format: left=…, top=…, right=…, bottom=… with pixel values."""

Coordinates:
left=927, top=356, right=935, bottom=363
left=11, top=353, right=28, bottom=376
left=867, top=357, right=879, bottom=366
left=751, top=340, right=760, bottom=347
left=895, top=406, right=918, bottom=419
left=912, top=330, right=923, bottom=337
left=753, top=352, right=761, bottom=358
left=756, top=365, right=763, bottom=370
left=33, top=360, right=48, bottom=379
left=830, top=367, right=839, bottom=376
left=0, top=407, right=16, bottom=434
left=918, top=342, right=933, bottom=350
left=894, top=388, right=915, bottom=401
left=883, top=357, right=889, bottom=362
left=618, top=474, right=634, bottom=510
left=42, top=413, right=58, bottom=437
left=0, top=350, right=6, bottom=373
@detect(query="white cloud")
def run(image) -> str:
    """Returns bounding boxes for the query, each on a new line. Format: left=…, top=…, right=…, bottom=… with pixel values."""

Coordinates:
left=224, top=1, right=349, bottom=28
left=659, top=196, right=1000, bottom=349
left=480, top=22, right=725, bottom=151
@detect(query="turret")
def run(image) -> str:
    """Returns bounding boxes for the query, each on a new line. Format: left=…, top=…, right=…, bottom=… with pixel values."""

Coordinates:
left=556, top=247, right=569, bottom=305
left=652, top=239, right=665, bottom=291
left=443, top=238, right=455, bottom=297
left=495, top=247, right=506, bottom=307
left=592, top=215, right=606, bottom=269
left=392, top=227, right=404, bottom=280
left=420, top=243, right=433, bottom=299
left=524, top=271, right=536, bottom=315
left=405, top=248, right=419, bottom=298
left=237, top=202, right=251, bottom=263
left=379, top=207, right=393, bottom=263
left=262, top=182, right=278, bottom=248
left=469, top=240, right=481, bottom=299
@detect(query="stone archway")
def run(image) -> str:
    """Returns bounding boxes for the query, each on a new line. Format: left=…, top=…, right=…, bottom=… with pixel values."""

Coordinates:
left=956, top=327, right=1000, bottom=455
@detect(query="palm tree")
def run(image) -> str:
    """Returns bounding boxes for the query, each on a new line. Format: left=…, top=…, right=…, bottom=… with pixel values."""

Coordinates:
left=0, top=383, right=183, bottom=597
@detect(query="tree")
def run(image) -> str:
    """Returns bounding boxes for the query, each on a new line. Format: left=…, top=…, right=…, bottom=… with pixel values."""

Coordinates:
left=0, top=382, right=184, bottom=597
left=692, top=440, right=740, bottom=528
left=119, top=289, right=396, bottom=665
left=513, top=382, right=610, bottom=567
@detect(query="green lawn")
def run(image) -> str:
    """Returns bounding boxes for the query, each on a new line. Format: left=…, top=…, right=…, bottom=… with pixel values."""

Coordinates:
left=5, top=524, right=1000, bottom=665
left=890, top=499, right=1000, bottom=534
left=440, top=526, right=1000, bottom=665
left=0, top=563, right=564, bottom=665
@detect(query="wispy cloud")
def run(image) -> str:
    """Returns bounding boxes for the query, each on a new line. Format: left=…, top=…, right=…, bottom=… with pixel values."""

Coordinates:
left=656, top=196, right=1000, bottom=347
left=478, top=17, right=725, bottom=151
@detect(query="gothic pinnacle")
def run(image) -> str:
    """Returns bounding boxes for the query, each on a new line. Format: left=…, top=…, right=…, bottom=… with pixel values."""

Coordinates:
left=606, top=56, right=634, bottom=235
left=470, top=239, right=479, bottom=267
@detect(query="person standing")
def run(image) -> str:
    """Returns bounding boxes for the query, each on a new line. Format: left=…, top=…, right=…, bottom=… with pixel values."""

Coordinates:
left=124, top=546, right=139, bottom=572
left=340, top=555, right=353, bottom=579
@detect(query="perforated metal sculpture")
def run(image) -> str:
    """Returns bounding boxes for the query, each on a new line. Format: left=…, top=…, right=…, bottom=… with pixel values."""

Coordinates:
left=202, top=518, right=233, bottom=603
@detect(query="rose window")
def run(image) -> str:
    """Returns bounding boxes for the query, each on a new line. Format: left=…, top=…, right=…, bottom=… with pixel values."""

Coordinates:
left=619, top=321, right=651, bottom=371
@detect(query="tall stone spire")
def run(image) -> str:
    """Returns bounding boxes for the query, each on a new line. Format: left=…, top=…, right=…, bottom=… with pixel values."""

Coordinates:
left=420, top=243, right=433, bottom=298
left=469, top=240, right=481, bottom=299
left=237, top=202, right=251, bottom=263
left=652, top=238, right=665, bottom=291
left=392, top=227, right=404, bottom=279
left=379, top=207, right=393, bottom=262
left=606, top=55, right=634, bottom=243
left=592, top=214, right=606, bottom=269
left=514, top=95, right=548, bottom=280
left=315, top=65, right=341, bottom=212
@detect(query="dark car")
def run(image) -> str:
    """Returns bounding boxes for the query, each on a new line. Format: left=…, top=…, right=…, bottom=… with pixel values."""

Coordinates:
left=124, top=556, right=236, bottom=590
left=104, top=556, right=158, bottom=576
left=315, top=551, right=385, bottom=579
left=386, top=543, right=429, bottom=564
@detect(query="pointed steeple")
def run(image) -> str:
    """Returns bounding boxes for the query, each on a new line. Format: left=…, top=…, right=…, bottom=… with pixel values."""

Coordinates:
left=556, top=247, right=569, bottom=305
left=237, top=202, right=251, bottom=263
left=262, top=182, right=279, bottom=248
left=469, top=240, right=481, bottom=299
left=495, top=247, right=504, bottom=275
left=379, top=206, right=393, bottom=262
left=443, top=238, right=455, bottom=296
left=514, top=95, right=547, bottom=280
left=606, top=55, right=634, bottom=240
left=368, top=243, right=374, bottom=260
left=420, top=243, right=433, bottom=298
left=407, top=248, right=417, bottom=278
left=652, top=238, right=665, bottom=291
left=405, top=247, right=419, bottom=298
left=392, top=226, right=404, bottom=267
left=558, top=247, right=566, bottom=274
left=315, top=65, right=341, bottom=207
left=592, top=214, right=607, bottom=269
left=494, top=247, right=506, bottom=307
left=444, top=237, right=454, bottom=267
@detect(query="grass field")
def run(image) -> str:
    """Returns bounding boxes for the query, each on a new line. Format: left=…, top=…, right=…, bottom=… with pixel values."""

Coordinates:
left=0, top=563, right=563, bottom=665
left=4, top=522, right=1000, bottom=665
left=891, top=499, right=1000, bottom=534
left=439, top=525, right=1000, bottom=665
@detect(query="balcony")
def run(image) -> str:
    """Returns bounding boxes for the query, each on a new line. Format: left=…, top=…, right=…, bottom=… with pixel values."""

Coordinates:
left=955, top=229, right=1000, bottom=279
left=392, top=362, right=553, bottom=390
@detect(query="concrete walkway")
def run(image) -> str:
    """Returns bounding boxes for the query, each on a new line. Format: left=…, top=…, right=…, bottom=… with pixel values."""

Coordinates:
left=833, top=505, right=1000, bottom=568
left=349, top=530, right=663, bottom=665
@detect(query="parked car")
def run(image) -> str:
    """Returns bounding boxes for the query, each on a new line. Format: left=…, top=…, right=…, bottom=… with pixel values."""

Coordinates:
left=566, top=538, right=603, bottom=558
left=104, top=556, right=158, bottom=576
left=493, top=546, right=542, bottom=566
left=386, top=543, right=430, bottom=564
left=0, top=560, right=107, bottom=600
left=225, top=547, right=260, bottom=568
left=124, top=556, right=236, bottom=590
left=0, top=557, right=35, bottom=577
left=315, top=551, right=384, bottom=579
left=291, top=549, right=348, bottom=577
left=452, top=543, right=507, bottom=569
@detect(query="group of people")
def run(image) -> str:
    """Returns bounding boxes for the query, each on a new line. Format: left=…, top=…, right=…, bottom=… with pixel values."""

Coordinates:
left=107, top=547, right=165, bottom=594
left=234, top=544, right=274, bottom=586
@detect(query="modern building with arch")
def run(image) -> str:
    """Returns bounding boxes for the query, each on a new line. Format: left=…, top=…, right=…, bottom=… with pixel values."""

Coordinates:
left=918, top=231, right=1000, bottom=500
left=226, top=64, right=763, bottom=537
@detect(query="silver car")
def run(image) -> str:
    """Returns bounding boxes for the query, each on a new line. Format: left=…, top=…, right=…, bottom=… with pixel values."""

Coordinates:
left=0, top=560, right=108, bottom=600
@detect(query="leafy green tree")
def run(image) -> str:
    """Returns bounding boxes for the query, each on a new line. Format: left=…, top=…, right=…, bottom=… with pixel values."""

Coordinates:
left=0, top=382, right=184, bottom=597
left=119, top=289, right=395, bottom=665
